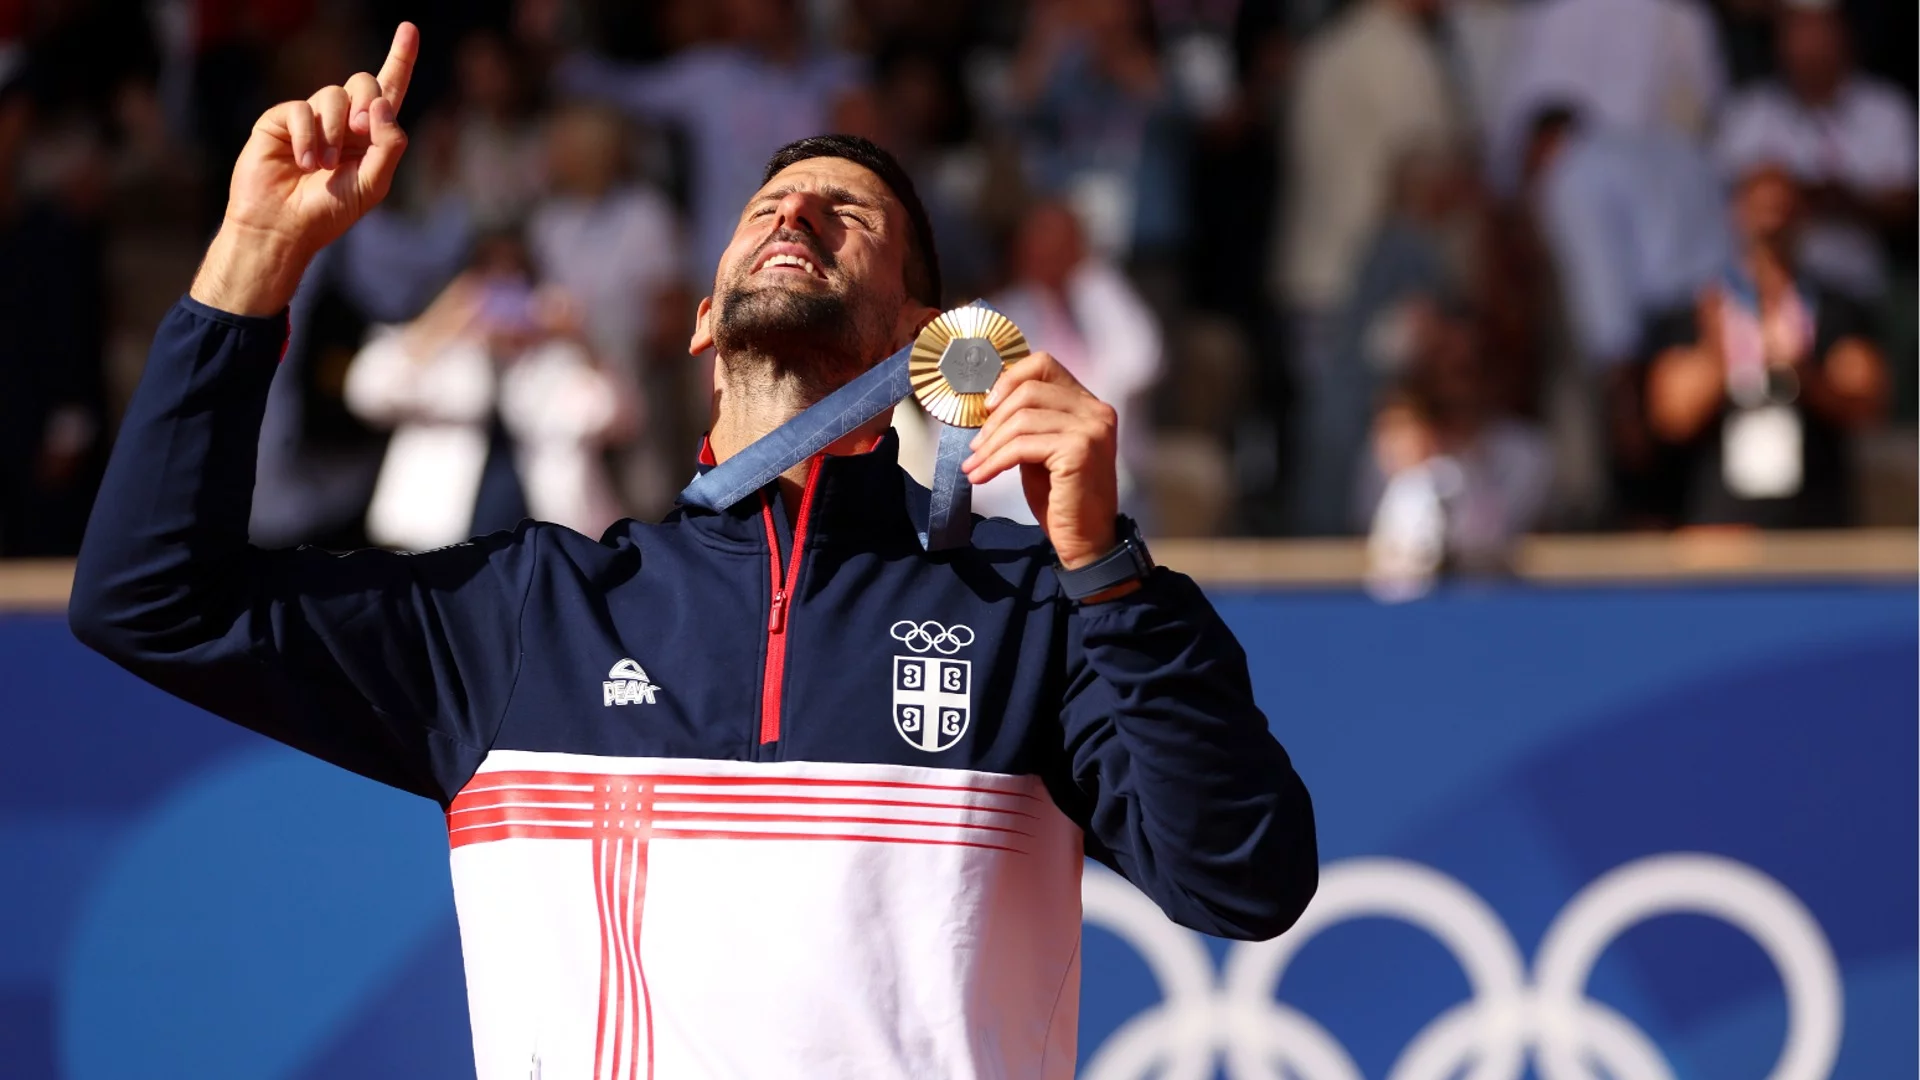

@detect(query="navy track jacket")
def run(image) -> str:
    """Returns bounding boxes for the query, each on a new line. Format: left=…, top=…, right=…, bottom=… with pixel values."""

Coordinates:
left=70, top=297, right=1317, bottom=1080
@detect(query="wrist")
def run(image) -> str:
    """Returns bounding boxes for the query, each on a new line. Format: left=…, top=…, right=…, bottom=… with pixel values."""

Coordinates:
left=1055, top=527, right=1118, bottom=571
left=1055, top=514, right=1153, bottom=603
left=188, top=219, right=311, bottom=317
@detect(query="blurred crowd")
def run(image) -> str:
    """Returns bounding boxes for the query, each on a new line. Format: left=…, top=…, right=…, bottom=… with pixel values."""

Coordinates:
left=0, top=0, right=1913, bottom=571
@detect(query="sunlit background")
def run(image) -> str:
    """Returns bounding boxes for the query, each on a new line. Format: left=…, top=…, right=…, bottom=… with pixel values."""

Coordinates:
left=0, top=0, right=1913, bottom=1076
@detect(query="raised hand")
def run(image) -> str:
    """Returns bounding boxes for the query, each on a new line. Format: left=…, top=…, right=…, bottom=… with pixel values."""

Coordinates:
left=962, top=353, right=1126, bottom=584
left=191, top=23, right=419, bottom=317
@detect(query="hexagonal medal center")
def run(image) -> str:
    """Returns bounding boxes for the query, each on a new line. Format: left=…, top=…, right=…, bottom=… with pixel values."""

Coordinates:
left=937, top=337, right=1002, bottom=395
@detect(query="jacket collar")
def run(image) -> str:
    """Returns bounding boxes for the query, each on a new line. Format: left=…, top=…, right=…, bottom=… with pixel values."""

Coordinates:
left=676, top=429, right=925, bottom=552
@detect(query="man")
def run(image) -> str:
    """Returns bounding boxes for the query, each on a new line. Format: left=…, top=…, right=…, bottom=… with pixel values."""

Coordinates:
left=1523, top=104, right=1731, bottom=525
left=1645, top=158, right=1888, bottom=527
left=1273, top=0, right=1461, bottom=532
left=1713, top=0, right=1916, bottom=303
left=978, top=199, right=1162, bottom=526
left=1276, top=0, right=1460, bottom=334
left=68, top=24, right=1318, bottom=1080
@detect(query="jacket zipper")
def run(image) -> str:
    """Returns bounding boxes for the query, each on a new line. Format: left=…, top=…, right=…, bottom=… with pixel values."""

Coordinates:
left=758, top=456, right=824, bottom=746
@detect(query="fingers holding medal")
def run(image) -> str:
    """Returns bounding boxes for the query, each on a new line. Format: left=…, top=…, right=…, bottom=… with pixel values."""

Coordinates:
left=961, top=350, right=1121, bottom=569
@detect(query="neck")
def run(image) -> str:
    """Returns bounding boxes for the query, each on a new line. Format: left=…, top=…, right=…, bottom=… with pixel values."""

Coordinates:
left=1793, top=75, right=1842, bottom=108
left=752, top=35, right=802, bottom=66
left=707, top=353, right=894, bottom=511
left=1743, top=239, right=1794, bottom=296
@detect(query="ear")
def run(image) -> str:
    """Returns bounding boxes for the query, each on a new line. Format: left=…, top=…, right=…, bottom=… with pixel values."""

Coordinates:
left=689, top=295, right=715, bottom=355
left=892, top=301, right=942, bottom=353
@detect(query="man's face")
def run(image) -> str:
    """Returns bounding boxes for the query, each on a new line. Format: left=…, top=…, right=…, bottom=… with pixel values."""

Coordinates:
left=1780, top=11, right=1846, bottom=99
left=697, top=156, right=925, bottom=392
left=1734, top=166, right=1802, bottom=245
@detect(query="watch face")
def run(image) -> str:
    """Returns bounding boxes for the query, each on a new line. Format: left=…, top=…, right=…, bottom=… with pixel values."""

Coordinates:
left=1120, top=518, right=1152, bottom=570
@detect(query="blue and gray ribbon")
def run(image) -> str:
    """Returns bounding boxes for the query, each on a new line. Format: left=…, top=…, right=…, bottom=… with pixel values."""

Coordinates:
left=677, top=304, right=996, bottom=550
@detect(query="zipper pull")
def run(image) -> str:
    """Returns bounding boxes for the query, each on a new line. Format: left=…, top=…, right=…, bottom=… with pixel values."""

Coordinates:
left=768, top=590, right=787, bottom=633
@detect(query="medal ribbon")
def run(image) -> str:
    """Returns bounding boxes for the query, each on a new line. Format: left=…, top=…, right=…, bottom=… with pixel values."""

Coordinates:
left=677, top=302, right=999, bottom=550
left=1719, top=267, right=1815, bottom=407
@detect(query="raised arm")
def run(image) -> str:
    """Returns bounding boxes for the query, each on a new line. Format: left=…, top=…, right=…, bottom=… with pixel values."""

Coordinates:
left=69, top=25, right=540, bottom=804
left=1054, top=572, right=1318, bottom=941
left=964, top=352, right=1318, bottom=940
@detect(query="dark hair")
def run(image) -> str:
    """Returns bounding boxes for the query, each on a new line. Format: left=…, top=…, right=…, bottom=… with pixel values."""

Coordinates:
left=467, top=224, right=535, bottom=278
left=1524, top=103, right=1583, bottom=151
left=762, top=134, right=942, bottom=307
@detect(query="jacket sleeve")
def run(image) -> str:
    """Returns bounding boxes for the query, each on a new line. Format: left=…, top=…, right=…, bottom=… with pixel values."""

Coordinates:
left=1051, top=568, right=1318, bottom=940
left=68, top=297, right=541, bottom=804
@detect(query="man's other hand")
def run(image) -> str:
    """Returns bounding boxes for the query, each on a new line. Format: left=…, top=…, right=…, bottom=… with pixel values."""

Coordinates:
left=190, top=23, right=419, bottom=316
left=962, top=352, right=1125, bottom=576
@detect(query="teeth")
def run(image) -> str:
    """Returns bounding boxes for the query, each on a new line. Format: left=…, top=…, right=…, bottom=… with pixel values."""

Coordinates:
left=762, top=254, right=818, bottom=275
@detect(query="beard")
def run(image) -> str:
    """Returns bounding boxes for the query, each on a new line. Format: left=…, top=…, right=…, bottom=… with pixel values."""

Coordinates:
left=713, top=233, right=896, bottom=403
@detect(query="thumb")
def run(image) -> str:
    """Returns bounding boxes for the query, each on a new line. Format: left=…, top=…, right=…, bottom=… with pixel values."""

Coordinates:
left=357, top=96, right=409, bottom=204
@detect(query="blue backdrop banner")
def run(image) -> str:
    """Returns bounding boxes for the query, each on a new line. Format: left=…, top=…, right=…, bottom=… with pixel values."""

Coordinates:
left=1, top=582, right=1913, bottom=1079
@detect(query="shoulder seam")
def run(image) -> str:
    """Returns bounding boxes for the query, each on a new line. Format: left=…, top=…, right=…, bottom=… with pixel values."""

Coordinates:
left=484, top=525, right=541, bottom=762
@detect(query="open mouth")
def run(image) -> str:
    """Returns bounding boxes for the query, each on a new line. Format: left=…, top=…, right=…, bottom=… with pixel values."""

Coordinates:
left=752, top=243, right=828, bottom=280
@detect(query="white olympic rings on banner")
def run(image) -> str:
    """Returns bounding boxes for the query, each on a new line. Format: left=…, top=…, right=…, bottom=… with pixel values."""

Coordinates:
left=1080, top=854, right=1843, bottom=1080
left=888, top=620, right=975, bottom=655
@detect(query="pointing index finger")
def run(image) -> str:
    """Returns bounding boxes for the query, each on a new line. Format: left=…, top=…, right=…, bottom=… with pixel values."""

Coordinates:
left=376, top=22, right=420, bottom=112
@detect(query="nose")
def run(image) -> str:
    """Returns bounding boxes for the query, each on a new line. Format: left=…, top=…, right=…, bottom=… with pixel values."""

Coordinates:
left=771, top=190, right=825, bottom=236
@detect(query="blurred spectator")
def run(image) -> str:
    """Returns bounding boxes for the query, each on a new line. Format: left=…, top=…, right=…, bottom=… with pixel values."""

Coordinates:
left=335, top=83, right=476, bottom=327
left=1493, top=0, right=1725, bottom=190
left=1274, top=0, right=1460, bottom=432
left=191, top=0, right=315, bottom=225
left=547, top=0, right=865, bottom=280
left=0, top=0, right=1910, bottom=558
left=1713, top=2, right=1916, bottom=304
left=1006, top=0, right=1178, bottom=258
left=1445, top=0, right=1524, bottom=146
left=345, top=230, right=636, bottom=551
left=1711, top=0, right=1783, bottom=87
left=1646, top=162, right=1888, bottom=527
left=1523, top=104, right=1730, bottom=524
left=1362, top=303, right=1551, bottom=597
left=0, top=80, right=109, bottom=556
left=428, top=27, right=548, bottom=229
left=1294, top=140, right=1479, bottom=535
left=1183, top=0, right=1287, bottom=332
left=974, top=199, right=1162, bottom=524
left=528, top=103, right=687, bottom=517
left=829, top=45, right=990, bottom=300
left=334, top=199, right=476, bottom=325
left=13, top=0, right=159, bottom=123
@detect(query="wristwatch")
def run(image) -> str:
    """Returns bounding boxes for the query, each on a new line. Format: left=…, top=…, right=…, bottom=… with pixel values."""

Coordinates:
left=1056, top=515, right=1154, bottom=601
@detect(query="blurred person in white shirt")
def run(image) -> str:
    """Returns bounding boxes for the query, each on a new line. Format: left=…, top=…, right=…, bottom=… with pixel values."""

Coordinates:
left=1713, top=1, right=1916, bottom=303
left=528, top=104, right=687, bottom=516
left=345, top=230, right=637, bottom=552
left=984, top=200, right=1161, bottom=524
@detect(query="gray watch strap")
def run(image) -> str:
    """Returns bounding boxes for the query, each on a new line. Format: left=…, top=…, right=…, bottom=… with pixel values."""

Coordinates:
left=1055, top=516, right=1153, bottom=601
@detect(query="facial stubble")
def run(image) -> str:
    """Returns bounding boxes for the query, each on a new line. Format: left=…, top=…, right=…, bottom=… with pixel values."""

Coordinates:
left=713, top=240, right=899, bottom=406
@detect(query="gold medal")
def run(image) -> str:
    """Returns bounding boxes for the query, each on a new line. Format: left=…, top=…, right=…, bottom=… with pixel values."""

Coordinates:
left=909, top=306, right=1030, bottom=429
